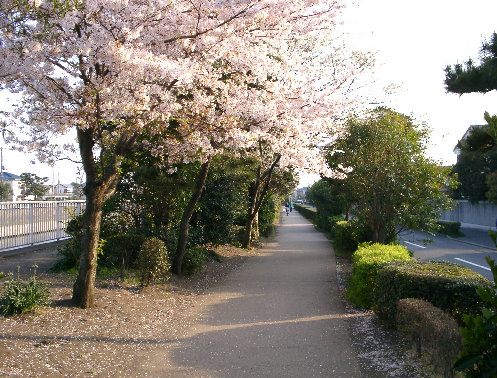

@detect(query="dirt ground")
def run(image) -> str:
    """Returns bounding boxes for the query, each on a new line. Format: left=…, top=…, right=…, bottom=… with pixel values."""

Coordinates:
left=0, top=243, right=258, bottom=376
left=0, top=242, right=431, bottom=377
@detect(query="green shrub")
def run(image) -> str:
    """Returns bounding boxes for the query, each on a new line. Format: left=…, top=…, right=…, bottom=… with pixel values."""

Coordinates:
left=328, top=215, right=345, bottom=234
left=375, top=260, right=492, bottom=327
left=294, top=204, right=317, bottom=222
left=100, top=233, right=146, bottom=269
left=437, top=221, right=463, bottom=237
left=454, top=257, right=497, bottom=377
left=53, top=215, right=84, bottom=270
left=136, top=238, right=171, bottom=286
left=259, top=194, right=278, bottom=237
left=396, top=298, right=461, bottom=377
left=346, top=243, right=413, bottom=308
left=0, top=266, right=52, bottom=316
left=0, top=272, right=6, bottom=280
left=333, top=221, right=357, bottom=253
left=181, top=245, right=208, bottom=275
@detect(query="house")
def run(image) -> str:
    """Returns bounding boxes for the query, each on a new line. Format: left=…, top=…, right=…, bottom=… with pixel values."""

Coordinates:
left=0, top=171, right=22, bottom=201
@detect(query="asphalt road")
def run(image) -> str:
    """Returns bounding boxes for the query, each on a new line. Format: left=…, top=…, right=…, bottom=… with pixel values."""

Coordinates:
left=398, top=228, right=497, bottom=281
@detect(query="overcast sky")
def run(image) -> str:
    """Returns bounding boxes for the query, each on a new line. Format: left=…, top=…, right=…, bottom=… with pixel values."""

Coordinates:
left=301, top=0, right=497, bottom=187
left=2, top=0, right=497, bottom=186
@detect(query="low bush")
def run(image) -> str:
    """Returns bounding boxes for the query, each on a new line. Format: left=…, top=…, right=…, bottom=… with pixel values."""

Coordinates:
left=332, top=220, right=371, bottom=254
left=333, top=221, right=357, bottom=253
left=0, top=266, right=52, bottom=316
left=375, top=260, right=492, bottom=326
left=454, top=257, right=497, bottom=377
left=328, top=215, right=345, bottom=234
left=346, top=243, right=413, bottom=309
left=100, top=233, right=146, bottom=269
left=181, top=246, right=222, bottom=276
left=136, top=238, right=171, bottom=286
left=182, top=245, right=207, bottom=275
left=294, top=204, right=317, bottom=223
left=437, top=221, right=463, bottom=237
left=396, top=298, right=461, bottom=377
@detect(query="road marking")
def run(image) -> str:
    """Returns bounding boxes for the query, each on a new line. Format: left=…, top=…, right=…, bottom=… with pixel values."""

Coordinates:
left=454, top=257, right=491, bottom=271
left=403, top=241, right=426, bottom=249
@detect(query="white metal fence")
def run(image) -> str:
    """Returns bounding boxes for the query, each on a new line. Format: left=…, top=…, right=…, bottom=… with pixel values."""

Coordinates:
left=0, top=201, right=86, bottom=251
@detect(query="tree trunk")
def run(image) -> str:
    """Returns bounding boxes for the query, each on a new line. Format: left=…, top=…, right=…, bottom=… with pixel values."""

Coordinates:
left=173, top=157, right=211, bottom=275
left=242, top=155, right=280, bottom=249
left=251, top=211, right=259, bottom=241
left=243, top=181, right=260, bottom=249
left=71, top=126, right=135, bottom=308
left=72, top=184, right=105, bottom=308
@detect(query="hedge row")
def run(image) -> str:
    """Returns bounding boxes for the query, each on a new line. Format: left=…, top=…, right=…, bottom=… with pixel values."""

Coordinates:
left=437, top=220, right=462, bottom=236
left=396, top=298, right=461, bottom=377
left=294, top=204, right=344, bottom=232
left=294, top=204, right=317, bottom=223
left=346, top=243, right=413, bottom=308
left=375, top=260, right=492, bottom=326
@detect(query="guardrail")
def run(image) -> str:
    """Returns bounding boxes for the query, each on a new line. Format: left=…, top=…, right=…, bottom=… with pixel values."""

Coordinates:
left=0, top=201, right=86, bottom=251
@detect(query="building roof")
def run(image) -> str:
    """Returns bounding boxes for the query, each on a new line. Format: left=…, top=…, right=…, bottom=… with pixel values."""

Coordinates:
left=0, top=171, right=21, bottom=181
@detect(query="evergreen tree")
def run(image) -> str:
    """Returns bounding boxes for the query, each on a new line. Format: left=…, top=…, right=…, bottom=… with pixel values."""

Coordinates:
left=445, top=32, right=497, bottom=94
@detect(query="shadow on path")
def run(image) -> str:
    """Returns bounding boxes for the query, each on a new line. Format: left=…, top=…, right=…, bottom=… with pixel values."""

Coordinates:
left=147, top=210, right=362, bottom=377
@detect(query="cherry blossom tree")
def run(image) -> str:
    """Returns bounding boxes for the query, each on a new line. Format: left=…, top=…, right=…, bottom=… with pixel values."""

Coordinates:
left=0, top=0, right=367, bottom=307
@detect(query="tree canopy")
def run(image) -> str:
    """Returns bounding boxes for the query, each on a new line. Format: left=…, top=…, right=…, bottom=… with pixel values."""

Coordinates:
left=452, top=112, right=497, bottom=203
left=326, top=108, right=455, bottom=243
left=445, top=32, right=497, bottom=94
left=19, top=172, right=48, bottom=200
left=0, top=0, right=370, bottom=307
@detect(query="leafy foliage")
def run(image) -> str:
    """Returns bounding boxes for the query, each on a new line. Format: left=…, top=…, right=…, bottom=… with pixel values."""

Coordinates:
left=445, top=32, right=497, bottom=94
left=332, top=220, right=370, bottom=254
left=181, top=245, right=209, bottom=276
left=258, top=193, right=278, bottom=237
left=0, top=181, right=13, bottom=201
left=0, top=266, right=52, bottom=316
left=180, top=246, right=221, bottom=276
left=396, top=298, right=461, bottom=377
left=346, top=243, right=412, bottom=309
left=306, top=179, right=347, bottom=228
left=19, top=172, right=49, bottom=200
left=327, top=108, right=455, bottom=243
left=294, top=203, right=318, bottom=223
left=454, top=255, right=497, bottom=377
left=452, top=114, right=497, bottom=203
left=99, top=234, right=146, bottom=269
left=136, top=238, right=171, bottom=287
left=192, top=156, right=253, bottom=246
left=437, top=221, right=463, bottom=237
left=375, top=260, right=491, bottom=327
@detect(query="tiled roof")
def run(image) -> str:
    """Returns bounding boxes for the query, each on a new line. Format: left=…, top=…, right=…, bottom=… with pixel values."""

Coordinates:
left=0, top=172, right=21, bottom=181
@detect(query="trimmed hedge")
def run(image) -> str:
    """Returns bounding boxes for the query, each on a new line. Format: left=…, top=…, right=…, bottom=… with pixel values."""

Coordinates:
left=437, top=221, right=462, bottom=237
left=333, top=221, right=358, bottom=253
left=375, top=260, right=492, bottom=326
left=346, top=243, right=413, bottom=309
left=396, top=298, right=461, bottom=377
left=294, top=204, right=317, bottom=223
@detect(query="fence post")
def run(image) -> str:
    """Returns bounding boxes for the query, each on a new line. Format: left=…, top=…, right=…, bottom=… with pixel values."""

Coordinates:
left=29, top=203, right=34, bottom=245
left=56, top=202, right=60, bottom=240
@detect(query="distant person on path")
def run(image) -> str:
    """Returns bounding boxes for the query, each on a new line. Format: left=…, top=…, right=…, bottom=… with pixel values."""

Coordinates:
left=290, top=202, right=294, bottom=212
left=285, top=203, right=290, bottom=216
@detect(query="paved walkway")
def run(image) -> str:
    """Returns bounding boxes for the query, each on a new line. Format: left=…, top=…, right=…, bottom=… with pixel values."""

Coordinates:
left=154, top=209, right=361, bottom=377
